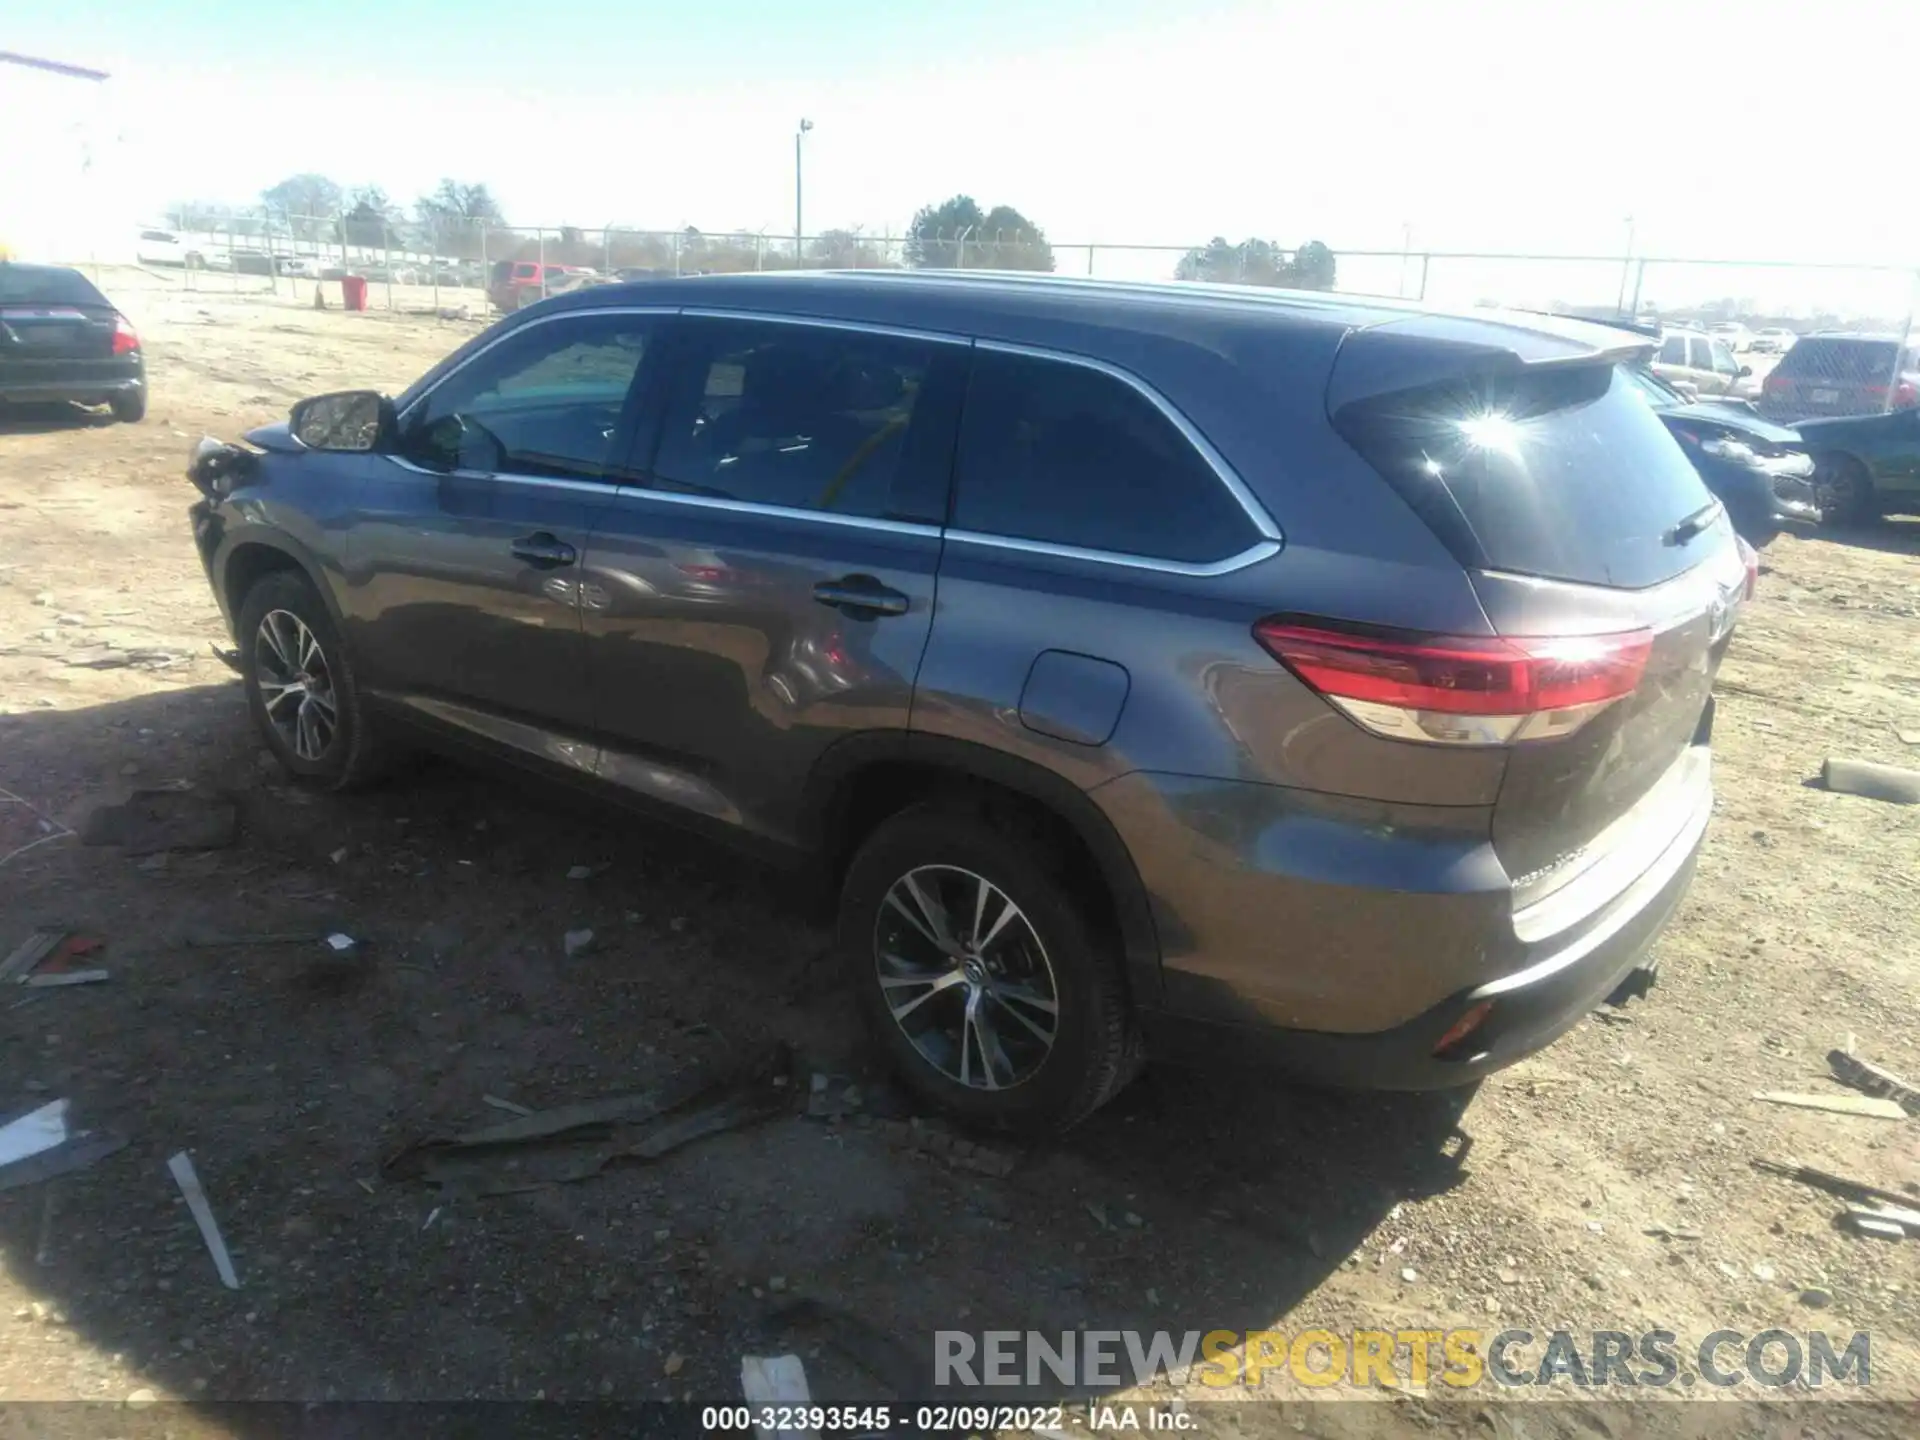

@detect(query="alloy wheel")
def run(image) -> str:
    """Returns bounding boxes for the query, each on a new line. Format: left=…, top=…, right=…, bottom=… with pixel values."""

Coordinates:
left=873, top=864, right=1060, bottom=1091
left=254, top=609, right=338, bottom=762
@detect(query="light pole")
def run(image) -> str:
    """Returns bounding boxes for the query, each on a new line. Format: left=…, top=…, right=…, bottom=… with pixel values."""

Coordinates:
left=1616, top=214, right=1637, bottom=316
left=794, top=118, right=813, bottom=263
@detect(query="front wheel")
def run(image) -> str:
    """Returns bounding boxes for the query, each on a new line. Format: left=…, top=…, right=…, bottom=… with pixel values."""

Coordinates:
left=838, top=804, right=1138, bottom=1133
left=1814, top=455, right=1878, bottom=527
left=236, top=570, right=384, bottom=789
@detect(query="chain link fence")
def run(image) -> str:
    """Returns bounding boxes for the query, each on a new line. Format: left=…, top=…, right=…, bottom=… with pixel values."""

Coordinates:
left=124, top=215, right=1920, bottom=420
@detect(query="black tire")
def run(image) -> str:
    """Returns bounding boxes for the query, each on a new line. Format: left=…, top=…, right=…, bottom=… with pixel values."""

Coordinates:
left=109, top=390, right=147, bottom=424
left=1814, top=454, right=1877, bottom=527
left=838, top=803, right=1137, bottom=1133
left=236, top=570, right=384, bottom=790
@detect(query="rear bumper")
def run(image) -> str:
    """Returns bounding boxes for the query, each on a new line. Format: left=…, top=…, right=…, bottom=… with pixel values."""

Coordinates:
left=1140, top=803, right=1702, bottom=1088
left=1101, top=750, right=1713, bottom=1090
left=0, top=371, right=143, bottom=406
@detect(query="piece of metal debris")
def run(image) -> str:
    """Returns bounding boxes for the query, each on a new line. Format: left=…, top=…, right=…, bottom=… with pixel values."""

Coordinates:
left=481, top=1095, right=533, bottom=1117
left=324, top=933, right=360, bottom=953
left=741, top=1354, right=813, bottom=1440
left=1, top=931, right=65, bottom=984
left=1846, top=1214, right=1910, bottom=1241
left=1753, top=1091, right=1908, bottom=1120
left=1752, top=1158, right=1916, bottom=1209
left=1642, top=1223, right=1703, bottom=1241
left=167, top=1152, right=241, bottom=1290
left=1821, top=756, right=1920, bottom=805
left=563, top=928, right=595, bottom=957
left=0, top=1100, right=70, bottom=1169
left=1845, top=1201, right=1920, bottom=1237
left=1827, top=1049, right=1920, bottom=1116
left=0, top=1130, right=127, bottom=1194
left=24, top=970, right=109, bottom=988
left=82, top=789, right=238, bottom=854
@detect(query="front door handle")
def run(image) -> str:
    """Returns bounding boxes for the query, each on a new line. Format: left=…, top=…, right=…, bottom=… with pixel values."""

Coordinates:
left=813, top=574, right=910, bottom=618
left=510, top=532, right=576, bottom=567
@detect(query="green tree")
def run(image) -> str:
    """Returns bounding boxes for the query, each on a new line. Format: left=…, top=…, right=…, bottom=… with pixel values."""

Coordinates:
left=341, top=187, right=400, bottom=247
left=261, top=173, right=342, bottom=237
left=808, top=227, right=885, bottom=269
left=906, top=196, right=1053, bottom=271
left=1175, top=236, right=1337, bottom=290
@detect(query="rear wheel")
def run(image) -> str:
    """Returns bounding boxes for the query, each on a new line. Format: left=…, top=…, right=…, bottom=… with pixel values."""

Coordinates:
left=1814, top=455, right=1877, bottom=526
left=839, top=804, right=1137, bottom=1133
left=109, top=390, right=146, bottom=424
left=236, top=570, right=384, bottom=790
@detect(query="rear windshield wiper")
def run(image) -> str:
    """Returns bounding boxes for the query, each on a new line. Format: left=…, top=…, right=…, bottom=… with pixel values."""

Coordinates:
left=1665, top=500, right=1721, bottom=546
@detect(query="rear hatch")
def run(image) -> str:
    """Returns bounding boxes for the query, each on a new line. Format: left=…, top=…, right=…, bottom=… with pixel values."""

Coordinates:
left=0, top=268, right=119, bottom=379
left=1325, top=316, right=1746, bottom=914
left=1763, top=338, right=1904, bottom=419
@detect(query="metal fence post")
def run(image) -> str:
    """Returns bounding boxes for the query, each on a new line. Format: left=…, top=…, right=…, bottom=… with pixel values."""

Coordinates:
left=382, top=221, right=393, bottom=311
left=1086, top=245, right=1095, bottom=276
left=479, top=222, right=489, bottom=306
left=1417, top=253, right=1430, bottom=302
left=1628, top=258, right=1648, bottom=318
left=538, top=228, right=547, bottom=297
left=1885, top=272, right=1918, bottom=414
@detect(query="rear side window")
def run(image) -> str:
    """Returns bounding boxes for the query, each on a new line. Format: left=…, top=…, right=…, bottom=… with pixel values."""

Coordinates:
left=1779, top=339, right=1897, bottom=381
left=649, top=318, right=954, bottom=522
left=0, top=267, right=109, bottom=307
left=1334, top=363, right=1716, bottom=590
left=1657, top=336, right=1685, bottom=364
left=951, top=351, right=1254, bottom=563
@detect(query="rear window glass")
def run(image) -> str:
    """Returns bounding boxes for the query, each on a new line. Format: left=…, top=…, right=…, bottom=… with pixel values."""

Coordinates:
left=1778, top=339, right=1898, bottom=381
left=0, top=267, right=109, bottom=307
left=1334, top=363, right=1717, bottom=590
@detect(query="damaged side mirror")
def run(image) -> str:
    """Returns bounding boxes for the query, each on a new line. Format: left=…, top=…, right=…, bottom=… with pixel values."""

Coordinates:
left=187, top=436, right=257, bottom=498
left=290, top=389, right=395, bottom=453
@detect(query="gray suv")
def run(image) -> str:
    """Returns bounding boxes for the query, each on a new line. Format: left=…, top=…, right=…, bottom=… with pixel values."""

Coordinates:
left=187, top=273, right=1750, bottom=1131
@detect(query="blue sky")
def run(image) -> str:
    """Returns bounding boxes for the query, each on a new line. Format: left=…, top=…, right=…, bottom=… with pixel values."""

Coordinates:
left=8, top=0, right=1920, bottom=310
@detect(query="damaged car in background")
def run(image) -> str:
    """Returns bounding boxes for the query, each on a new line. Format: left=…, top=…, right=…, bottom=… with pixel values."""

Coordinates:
left=1621, top=364, right=1818, bottom=546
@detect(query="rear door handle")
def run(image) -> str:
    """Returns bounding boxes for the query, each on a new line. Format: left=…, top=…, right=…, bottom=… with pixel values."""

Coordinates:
left=813, top=575, right=910, bottom=618
left=510, top=532, right=576, bottom=567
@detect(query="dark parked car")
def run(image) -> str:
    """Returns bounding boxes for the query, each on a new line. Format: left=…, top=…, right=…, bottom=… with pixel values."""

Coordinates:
left=1621, top=366, right=1817, bottom=544
left=1796, top=404, right=1920, bottom=524
left=185, top=274, right=1749, bottom=1130
left=0, top=263, right=145, bottom=422
left=1758, top=332, right=1920, bottom=422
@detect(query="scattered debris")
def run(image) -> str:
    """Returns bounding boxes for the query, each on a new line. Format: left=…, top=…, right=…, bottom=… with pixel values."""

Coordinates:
left=1753, top=1158, right=1916, bottom=1209
left=1820, top=756, right=1920, bottom=805
left=0, top=1100, right=70, bottom=1169
left=1800, top=1287, right=1834, bottom=1308
left=0, top=1131, right=128, bottom=1194
left=565, top=864, right=606, bottom=881
left=1844, top=1212, right=1913, bottom=1241
left=663, top=1354, right=685, bottom=1377
left=82, top=788, right=238, bottom=854
left=0, top=930, right=65, bottom=984
left=481, top=1095, right=533, bottom=1117
left=1752, top=1091, right=1907, bottom=1120
left=422, top=1207, right=442, bottom=1232
left=805, top=1073, right=863, bottom=1120
left=24, top=970, right=109, bottom=988
left=1845, top=1201, right=1920, bottom=1238
left=385, top=1046, right=793, bottom=1196
left=184, top=930, right=324, bottom=949
left=61, top=646, right=180, bottom=670
left=563, top=928, right=595, bottom=957
left=330, top=847, right=349, bottom=864
left=1827, top=1049, right=1920, bottom=1116
left=875, top=1117, right=1018, bottom=1178
left=324, top=933, right=361, bottom=954
left=1642, top=1223, right=1703, bottom=1241
left=355, top=1178, right=376, bottom=1196
left=167, top=1151, right=241, bottom=1290
left=740, top=1354, right=812, bottom=1440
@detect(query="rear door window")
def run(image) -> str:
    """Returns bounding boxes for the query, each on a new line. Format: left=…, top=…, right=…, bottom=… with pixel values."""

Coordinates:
left=1687, top=336, right=1712, bottom=370
left=1333, top=363, right=1717, bottom=590
left=950, top=350, right=1255, bottom=563
left=1657, top=336, right=1686, bottom=364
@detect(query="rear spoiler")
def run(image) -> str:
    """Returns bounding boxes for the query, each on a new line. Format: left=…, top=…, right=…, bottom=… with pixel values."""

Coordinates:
left=1329, top=312, right=1655, bottom=412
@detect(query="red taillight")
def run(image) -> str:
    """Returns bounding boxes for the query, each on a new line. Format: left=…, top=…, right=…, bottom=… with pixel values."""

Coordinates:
left=1763, top=374, right=1788, bottom=393
left=110, top=314, right=139, bottom=356
left=1736, top=536, right=1759, bottom=600
left=1253, top=619, right=1653, bottom=747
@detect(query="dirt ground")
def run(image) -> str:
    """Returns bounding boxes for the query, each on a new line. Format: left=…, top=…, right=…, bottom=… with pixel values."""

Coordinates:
left=1, top=269, right=1917, bottom=1435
